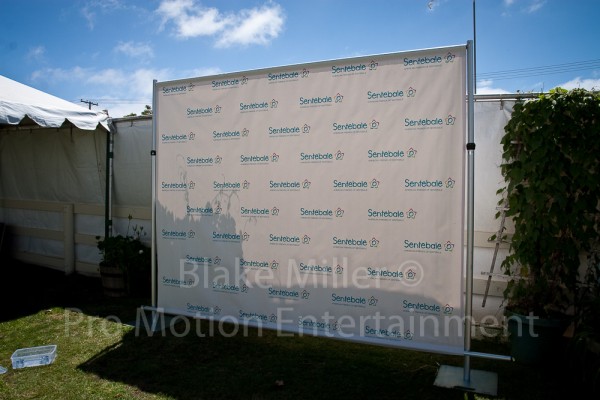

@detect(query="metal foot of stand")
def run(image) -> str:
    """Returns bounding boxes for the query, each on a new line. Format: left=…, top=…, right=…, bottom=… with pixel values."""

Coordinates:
left=434, top=365, right=498, bottom=396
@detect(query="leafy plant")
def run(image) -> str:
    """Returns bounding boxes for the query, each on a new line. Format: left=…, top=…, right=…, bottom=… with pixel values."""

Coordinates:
left=96, top=215, right=151, bottom=296
left=499, top=88, right=600, bottom=318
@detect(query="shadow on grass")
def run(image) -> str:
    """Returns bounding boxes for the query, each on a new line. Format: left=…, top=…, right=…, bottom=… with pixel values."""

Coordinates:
left=1, top=261, right=591, bottom=399
left=78, top=318, right=469, bottom=400
left=77, top=316, right=583, bottom=400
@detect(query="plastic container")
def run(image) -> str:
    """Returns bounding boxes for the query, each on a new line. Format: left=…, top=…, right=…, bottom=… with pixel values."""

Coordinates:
left=11, top=345, right=57, bottom=369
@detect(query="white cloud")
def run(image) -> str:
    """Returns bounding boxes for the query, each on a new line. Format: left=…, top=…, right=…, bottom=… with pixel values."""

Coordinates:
left=156, top=0, right=285, bottom=47
left=556, top=77, right=600, bottom=91
left=185, top=67, right=223, bottom=77
left=525, top=0, right=546, bottom=13
left=114, top=41, right=154, bottom=59
left=81, top=0, right=124, bottom=30
left=502, top=0, right=545, bottom=15
left=157, top=0, right=230, bottom=37
left=29, top=66, right=174, bottom=117
left=27, top=46, right=46, bottom=62
left=31, top=66, right=88, bottom=83
left=477, top=79, right=511, bottom=94
left=181, top=8, right=231, bottom=37
left=81, top=6, right=96, bottom=30
left=216, top=4, right=284, bottom=47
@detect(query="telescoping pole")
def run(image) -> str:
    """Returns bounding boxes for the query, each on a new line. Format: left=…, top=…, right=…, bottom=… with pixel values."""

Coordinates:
left=151, top=79, right=158, bottom=309
left=434, top=41, right=508, bottom=397
left=464, top=39, right=476, bottom=383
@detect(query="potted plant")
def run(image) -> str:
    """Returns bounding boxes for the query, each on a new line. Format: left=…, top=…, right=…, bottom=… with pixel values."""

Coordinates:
left=97, top=215, right=151, bottom=297
left=568, top=248, right=600, bottom=393
left=498, top=88, right=600, bottom=363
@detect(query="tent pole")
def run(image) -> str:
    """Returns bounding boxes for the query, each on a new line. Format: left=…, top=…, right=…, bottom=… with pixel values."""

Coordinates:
left=105, top=123, right=114, bottom=239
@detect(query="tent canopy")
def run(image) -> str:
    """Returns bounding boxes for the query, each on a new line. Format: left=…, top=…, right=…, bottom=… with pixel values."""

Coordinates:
left=0, top=75, right=108, bottom=131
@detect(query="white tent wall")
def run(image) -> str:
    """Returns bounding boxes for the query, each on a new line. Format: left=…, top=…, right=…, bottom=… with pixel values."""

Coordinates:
left=0, top=128, right=106, bottom=202
left=0, top=117, right=155, bottom=275
left=0, top=126, right=107, bottom=274
left=109, top=116, right=153, bottom=245
left=112, top=117, right=153, bottom=207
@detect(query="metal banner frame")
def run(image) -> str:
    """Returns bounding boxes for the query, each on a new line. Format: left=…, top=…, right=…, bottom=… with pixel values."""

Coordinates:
left=149, top=40, right=509, bottom=395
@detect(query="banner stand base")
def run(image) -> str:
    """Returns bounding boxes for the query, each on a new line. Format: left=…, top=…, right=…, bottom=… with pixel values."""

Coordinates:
left=434, top=365, right=498, bottom=396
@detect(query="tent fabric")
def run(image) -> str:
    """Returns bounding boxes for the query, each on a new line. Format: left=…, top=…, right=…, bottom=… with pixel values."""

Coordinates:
left=0, top=75, right=108, bottom=131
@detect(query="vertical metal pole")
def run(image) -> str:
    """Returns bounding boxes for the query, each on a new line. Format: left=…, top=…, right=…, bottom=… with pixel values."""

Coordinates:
left=464, top=40, right=476, bottom=383
left=104, top=125, right=114, bottom=239
left=473, top=0, right=477, bottom=94
left=151, top=80, right=158, bottom=309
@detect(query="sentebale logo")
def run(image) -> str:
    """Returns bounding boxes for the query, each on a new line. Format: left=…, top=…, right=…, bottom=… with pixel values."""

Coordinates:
left=403, top=239, right=445, bottom=253
left=367, top=89, right=404, bottom=101
left=213, top=129, right=241, bottom=140
left=404, top=178, right=446, bottom=191
left=403, top=54, right=442, bottom=67
left=240, top=206, right=271, bottom=218
left=331, top=63, right=367, bottom=74
left=269, top=233, right=304, bottom=246
left=161, top=132, right=188, bottom=143
left=214, top=180, right=241, bottom=191
left=187, top=205, right=214, bottom=216
left=212, top=78, right=240, bottom=89
left=240, top=101, right=269, bottom=111
left=268, top=125, right=301, bottom=136
left=367, top=149, right=405, bottom=161
left=187, top=105, right=214, bottom=117
left=332, top=236, right=369, bottom=249
left=186, top=155, right=216, bottom=166
left=299, top=95, right=332, bottom=106
left=300, top=207, right=334, bottom=219
left=268, top=71, right=299, bottom=82
left=187, top=303, right=221, bottom=316
left=162, top=84, right=187, bottom=95
left=240, top=154, right=270, bottom=165
left=404, top=116, right=444, bottom=128
left=402, top=299, right=455, bottom=315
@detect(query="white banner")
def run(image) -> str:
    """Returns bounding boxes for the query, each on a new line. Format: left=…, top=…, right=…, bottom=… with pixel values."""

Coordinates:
left=154, top=45, right=466, bottom=354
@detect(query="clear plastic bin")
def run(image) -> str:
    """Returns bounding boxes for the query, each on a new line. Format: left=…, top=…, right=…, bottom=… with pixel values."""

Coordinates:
left=11, top=345, right=57, bottom=369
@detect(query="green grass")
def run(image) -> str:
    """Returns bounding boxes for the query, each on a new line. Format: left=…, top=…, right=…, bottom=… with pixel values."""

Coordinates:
left=0, top=265, right=594, bottom=399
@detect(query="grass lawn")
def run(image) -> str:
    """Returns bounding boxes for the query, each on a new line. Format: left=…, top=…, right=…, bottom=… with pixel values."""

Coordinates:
left=0, top=262, right=594, bottom=399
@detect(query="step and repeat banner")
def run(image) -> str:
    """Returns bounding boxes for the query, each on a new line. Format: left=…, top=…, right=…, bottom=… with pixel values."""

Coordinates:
left=154, top=45, right=467, bottom=354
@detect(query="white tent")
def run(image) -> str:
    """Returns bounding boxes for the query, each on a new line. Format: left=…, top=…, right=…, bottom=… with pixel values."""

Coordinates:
left=0, top=75, right=108, bottom=131
left=0, top=75, right=110, bottom=275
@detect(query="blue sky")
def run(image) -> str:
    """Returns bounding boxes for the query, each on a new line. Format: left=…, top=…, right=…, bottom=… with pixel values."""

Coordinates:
left=1, top=0, right=599, bottom=117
